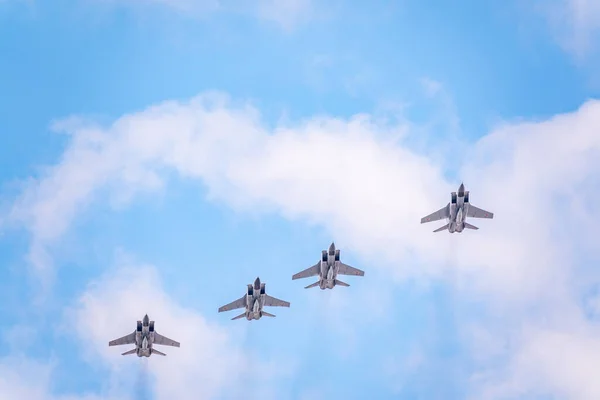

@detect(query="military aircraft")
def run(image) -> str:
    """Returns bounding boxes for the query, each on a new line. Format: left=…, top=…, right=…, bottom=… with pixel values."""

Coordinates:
left=218, top=277, right=290, bottom=320
left=421, top=183, right=493, bottom=233
left=108, top=314, right=180, bottom=357
left=292, top=242, right=364, bottom=289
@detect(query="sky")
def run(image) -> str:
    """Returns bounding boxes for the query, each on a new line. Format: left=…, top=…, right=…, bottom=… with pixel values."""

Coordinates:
left=1, top=0, right=600, bottom=399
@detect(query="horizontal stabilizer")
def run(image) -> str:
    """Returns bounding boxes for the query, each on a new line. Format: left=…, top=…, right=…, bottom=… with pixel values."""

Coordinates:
left=304, top=281, right=320, bottom=289
left=152, top=348, right=166, bottom=356
left=261, top=311, right=276, bottom=317
left=433, top=223, right=449, bottom=233
left=464, top=222, right=478, bottom=230
left=121, top=348, right=137, bottom=356
left=231, top=312, right=246, bottom=320
left=334, top=279, right=349, bottom=287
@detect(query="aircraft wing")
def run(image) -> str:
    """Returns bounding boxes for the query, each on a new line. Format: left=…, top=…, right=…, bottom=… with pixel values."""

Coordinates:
left=420, top=205, right=448, bottom=224
left=153, top=332, right=180, bottom=347
left=292, top=262, right=320, bottom=280
left=467, top=204, right=493, bottom=219
left=338, top=262, right=364, bottom=276
left=109, top=331, right=136, bottom=347
left=218, top=296, right=246, bottom=312
left=263, top=295, right=290, bottom=308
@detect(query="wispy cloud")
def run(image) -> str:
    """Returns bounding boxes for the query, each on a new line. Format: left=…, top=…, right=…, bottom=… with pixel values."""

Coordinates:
left=256, top=0, right=313, bottom=31
left=5, top=92, right=600, bottom=397
left=534, top=0, right=600, bottom=59
left=0, top=355, right=111, bottom=400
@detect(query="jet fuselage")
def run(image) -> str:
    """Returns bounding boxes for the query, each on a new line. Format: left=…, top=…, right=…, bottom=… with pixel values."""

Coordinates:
left=318, top=243, right=341, bottom=289
left=244, top=278, right=266, bottom=320
left=135, top=315, right=155, bottom=357
left=445, top=184, right=470, bottom=233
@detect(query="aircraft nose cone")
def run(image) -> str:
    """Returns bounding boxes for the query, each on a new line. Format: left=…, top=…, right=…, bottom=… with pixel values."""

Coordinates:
left=459, top=183, right=465, bottom=191
left=254, top=277, right=261, bottom=290
left=143, top=314, right=149, bottom=325
left=329, top=242, right=335, bottom=254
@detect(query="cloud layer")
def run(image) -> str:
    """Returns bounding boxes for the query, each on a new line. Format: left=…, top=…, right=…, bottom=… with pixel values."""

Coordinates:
left=66, top=256, right=292, bottom=400
left=6, top=92, right=600, bottom=398
left=536, top=0, right=600, bottom=58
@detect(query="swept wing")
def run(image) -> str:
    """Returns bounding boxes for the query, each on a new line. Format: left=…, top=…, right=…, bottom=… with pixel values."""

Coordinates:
left=153, top=332, right=180, bottom=347
left=337, top=262, right=364, bottom=276
left=292, top=262, right=320, bottom=280
left=109, top=331, right=136, bottom=347
left=420, top=205, right=448, bottom=224
left=467, top=204, right=493, bottom=219
left=263, top=295, right=290, bottom=308
left=218, top=296, right=246, bottom=312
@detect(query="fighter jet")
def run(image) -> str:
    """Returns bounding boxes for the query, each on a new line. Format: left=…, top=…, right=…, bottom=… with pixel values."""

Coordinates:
left=218, top=277, right=290, bottom=321
left=421, top=183, right=493, bottom=233
left=108, top=314, right=180, bottom=357
left=292, top=242, right=364, bottom=289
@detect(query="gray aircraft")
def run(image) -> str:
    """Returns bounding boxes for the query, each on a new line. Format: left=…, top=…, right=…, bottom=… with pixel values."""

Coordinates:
left=292, top=242, right=364, bottom=289
left=218, top=277, right=290, bottom=320
left=421, top=183, right=493, bottom=233
left=108, top=314, right=180, bottom=357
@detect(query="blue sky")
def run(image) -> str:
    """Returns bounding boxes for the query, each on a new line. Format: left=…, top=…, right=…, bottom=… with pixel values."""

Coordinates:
left=1, top=1, right=600, bottom=399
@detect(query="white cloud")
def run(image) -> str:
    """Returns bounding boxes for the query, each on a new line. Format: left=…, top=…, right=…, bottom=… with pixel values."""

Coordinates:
left=535, top=0, right=600, bottom=58
left=470, top=323, right=600, bottom=400
left=6, top=92, right=600, bottom=397
left=63, top=254, right=293, bottom=400
left=0, top=356, right=109, bottom=400
left=420, top=77, right=442, bottom=98
left=257, top=0, right=313, bottom=31
left=0, top=251, right=293, bottom=400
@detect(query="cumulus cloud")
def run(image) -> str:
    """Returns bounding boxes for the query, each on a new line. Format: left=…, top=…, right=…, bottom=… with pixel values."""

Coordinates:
left=6, top=91, right=600, bottom=397
left=64, top=254, right=293, bottom=400
left=9, top=92, right=447, bottom=285
left=0, top=251, right=294, bottom=400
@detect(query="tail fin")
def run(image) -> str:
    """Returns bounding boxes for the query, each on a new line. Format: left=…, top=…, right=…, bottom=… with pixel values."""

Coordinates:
left=152, top=348, right=166, bottom=356
left=334, top=279, right=349, bottom=287
left=261, top=311, right=276, bottom=317
left=121, top=348, right=137, bottom=356
left=231, top=312, right=246, bottom=320
left=464, top=222, right=479, bottom=230
left=304, top=281, right=320, bottom=289
left=433, top=223, right=450, bottom=233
